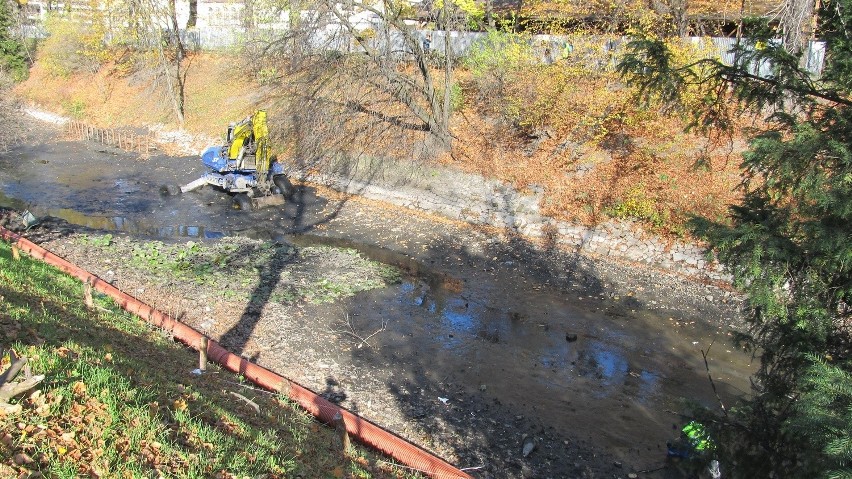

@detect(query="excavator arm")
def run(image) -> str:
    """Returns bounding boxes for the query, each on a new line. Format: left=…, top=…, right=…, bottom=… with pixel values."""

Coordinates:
left=226, top=110, right=270, bottom=175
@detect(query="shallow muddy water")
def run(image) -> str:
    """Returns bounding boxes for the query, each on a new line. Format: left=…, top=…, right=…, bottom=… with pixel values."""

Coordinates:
left=0, top=134, right=755, bottom=477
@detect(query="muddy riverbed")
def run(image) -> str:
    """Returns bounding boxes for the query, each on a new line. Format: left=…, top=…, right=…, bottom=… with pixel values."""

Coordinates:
left=0, top=124, right=754, bottom=478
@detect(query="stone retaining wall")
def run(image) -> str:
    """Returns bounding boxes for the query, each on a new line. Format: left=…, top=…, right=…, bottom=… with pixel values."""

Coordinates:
left=290, top=155, right=730, bottom=282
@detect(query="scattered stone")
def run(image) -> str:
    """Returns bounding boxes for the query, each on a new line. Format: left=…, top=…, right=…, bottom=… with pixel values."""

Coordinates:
left=522, top=437, right=536, bottom=458
left=160, top=184, right=181, bottom=196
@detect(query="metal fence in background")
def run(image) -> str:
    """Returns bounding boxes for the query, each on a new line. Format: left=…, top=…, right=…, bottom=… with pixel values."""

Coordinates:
left=176, top=27, right=828, bottom=77
left=20, top=22, right=827, bottom=77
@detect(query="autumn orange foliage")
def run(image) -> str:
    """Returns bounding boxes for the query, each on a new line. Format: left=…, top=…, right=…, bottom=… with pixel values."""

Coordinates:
left=18, top=48, right=752, bottom=238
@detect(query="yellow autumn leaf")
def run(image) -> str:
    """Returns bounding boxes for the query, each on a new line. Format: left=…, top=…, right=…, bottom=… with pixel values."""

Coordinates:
left=71, top=381, right=87, bottom=396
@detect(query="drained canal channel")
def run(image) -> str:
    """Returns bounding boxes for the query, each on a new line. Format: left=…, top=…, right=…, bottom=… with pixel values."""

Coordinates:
left=0, top=124, right=754, bottom=478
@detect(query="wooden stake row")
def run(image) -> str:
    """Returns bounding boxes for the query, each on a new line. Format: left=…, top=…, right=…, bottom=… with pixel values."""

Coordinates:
left=66, top=120, right=153, bottom=154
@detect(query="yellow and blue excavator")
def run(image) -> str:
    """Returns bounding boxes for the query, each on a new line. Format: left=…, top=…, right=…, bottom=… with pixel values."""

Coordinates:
left=180, top=110, right=293, bottom=210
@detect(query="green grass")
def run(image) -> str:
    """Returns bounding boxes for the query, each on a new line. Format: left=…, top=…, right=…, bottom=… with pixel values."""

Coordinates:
left=79, top=236, right=402, bottom=306
left=0, top=240, right=421, bottom=479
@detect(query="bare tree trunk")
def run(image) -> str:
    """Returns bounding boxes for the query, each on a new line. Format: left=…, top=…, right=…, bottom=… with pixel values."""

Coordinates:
left=135, top=0, right=190, bottom=126
left=167, top=0, right=186, bottom=124
left=288, top=0, right=302, bottom=71
left=672, top=0, right=689, bottom=37
left=243, top=0, right=255, bottom=30
left=514, top=0, right=523, bottom=33
left=188, top=0, right=197, bottom=28
left=128, top=0, right=138, bottom=32
left=438, top=0, right=453, bottom=152
left=780, top=0, right=817, bottom=57
left=485, top=0, right=495, bottom=29
left=649, top=0, right=689, bottom=37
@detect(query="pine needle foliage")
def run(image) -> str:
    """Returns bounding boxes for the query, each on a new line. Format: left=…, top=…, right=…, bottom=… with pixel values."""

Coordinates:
left=792, top=356, right=852, bottom=479
left=0, top=0, right=27, bottom=81
left=618, top=2, right=852, bottom=477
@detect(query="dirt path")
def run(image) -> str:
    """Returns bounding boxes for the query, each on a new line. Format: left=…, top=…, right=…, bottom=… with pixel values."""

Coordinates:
left=0, top=127, right=752, bottom=478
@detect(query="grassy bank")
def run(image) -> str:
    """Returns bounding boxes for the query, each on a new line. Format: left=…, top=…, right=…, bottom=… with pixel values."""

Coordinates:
left=0, top=239, right=420, bottom=478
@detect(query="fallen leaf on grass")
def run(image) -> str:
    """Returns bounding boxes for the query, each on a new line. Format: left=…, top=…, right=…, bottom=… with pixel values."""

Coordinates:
left=55, top=347, right=78, bottom=359
left=148, top=402, right=159, bottom=419
left=173, top=398, right=187, bottom=412
left=71, top=381, right=87, bottom=397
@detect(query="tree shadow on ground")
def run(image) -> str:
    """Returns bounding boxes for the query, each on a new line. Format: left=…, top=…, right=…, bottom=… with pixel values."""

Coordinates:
left=218, top=161, right=387, bottom=355
left=318, top=220, right=747, bottom=479
left=199, top=158, right=745, bottom=478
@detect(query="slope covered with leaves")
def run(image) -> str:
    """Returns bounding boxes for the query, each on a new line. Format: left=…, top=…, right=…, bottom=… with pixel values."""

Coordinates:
left=0, top=238, right=421, bottom=479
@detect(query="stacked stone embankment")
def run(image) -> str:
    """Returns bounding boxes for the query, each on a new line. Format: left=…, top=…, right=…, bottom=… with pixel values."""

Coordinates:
left=297, top=155, right=729, bottom=282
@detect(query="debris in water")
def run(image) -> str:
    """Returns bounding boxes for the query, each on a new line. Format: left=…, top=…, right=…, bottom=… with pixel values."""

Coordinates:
left=522, top=437, right=536, bottom=457
left=438, top=397, right=449, bottom=405
left=20, top=210, right=39, bottom=229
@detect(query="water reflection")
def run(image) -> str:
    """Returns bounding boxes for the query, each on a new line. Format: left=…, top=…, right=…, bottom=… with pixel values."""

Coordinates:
left=637, top=370, right=661, bottom=404
left=580, top=341, right=628, bottom=385
left=0, top=200, right=230, bottom=239
left=391, top=275, right=666, bottom=402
